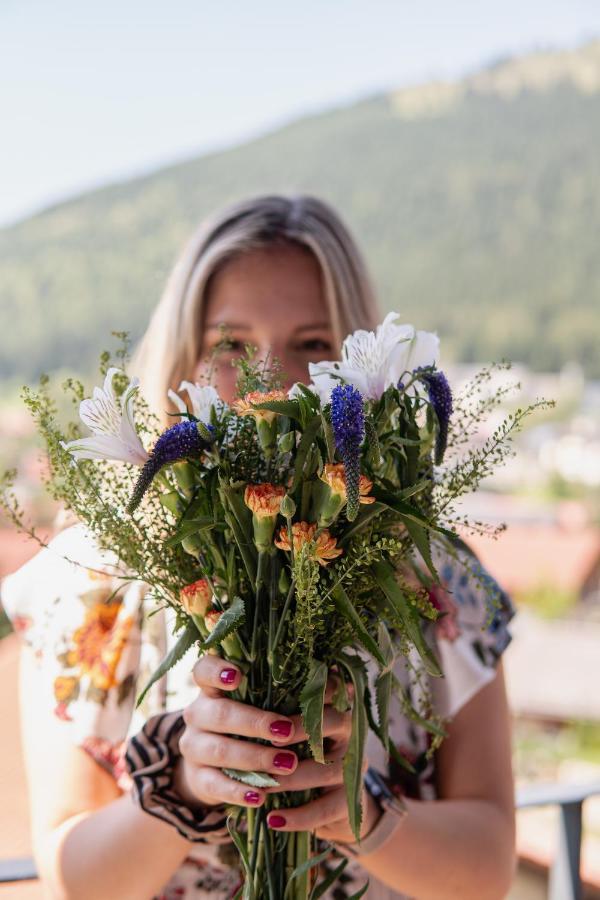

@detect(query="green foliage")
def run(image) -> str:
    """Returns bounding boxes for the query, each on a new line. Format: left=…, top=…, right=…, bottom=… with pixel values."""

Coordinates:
left=516, top=584, right=577, bottom=619
left=0, top=321, right=553, bottom=896
left=2, top=49, right=600, bottom=383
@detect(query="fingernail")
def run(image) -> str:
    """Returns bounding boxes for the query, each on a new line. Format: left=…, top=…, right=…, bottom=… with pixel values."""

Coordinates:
left=267, top=814, right=286, bottom=828
left=269, top=719, right=292, bottom=737
left=244, top=791, right=261, bottom=804
left=219, top=668, right=237, bottom=685
left=273, top=752, right=295, bottom=770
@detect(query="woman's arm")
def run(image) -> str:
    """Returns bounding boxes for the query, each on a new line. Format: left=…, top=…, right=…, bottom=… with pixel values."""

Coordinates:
left=339, top=661, right=516, bottom=900
left=17, top=641, right=194, bottom=900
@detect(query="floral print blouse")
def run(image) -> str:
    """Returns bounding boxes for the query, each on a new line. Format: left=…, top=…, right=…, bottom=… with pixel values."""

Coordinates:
left=1, top=523, right=515, bottom=900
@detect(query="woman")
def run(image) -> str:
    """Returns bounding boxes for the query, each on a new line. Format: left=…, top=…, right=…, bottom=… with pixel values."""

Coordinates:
left=1, top=193, right=516, bottom=899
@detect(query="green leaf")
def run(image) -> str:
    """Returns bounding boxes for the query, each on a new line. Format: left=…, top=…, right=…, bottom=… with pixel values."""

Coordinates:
left=338, top=652, right=369, bottom=842
left=331, top=584, right=386, bottom=667
left=159, top=490, right=184, bottom=515
left=375, top=622, right=395, bottom=749
left=222, top=768, right=280, bottom=788
left=332, top=674, right=351, bottom=712
left=219, top=480, right=257, bottom=583
left=250, top=398, right=303, bottom=422
left=364, top=417, right=381, bottom=466
left=293, top=382, right=322, bottom=409
left=338, top=502, right=386, bottom=546
left=135, top=619, right=200, bottom=709
left=370, top=486, right=457, bottom=541
left=284, top=848, right=332, bottom=900
left=371, top=560, right=442, bottom=678
left=309, top=856, right=349, bottom=899
left=226, top=814, right=255, bottom=900
left=320, top=412, right=336, bottom=463
left=291, top=417, right=323, bottom=491
left=164, top=516, right=215, bottom=548
left=401, top=517, right=439, bottom=583
left=347, top=880, right=370, bottom=899
left=300, top=659, right=329, bottom=764
left=392, top=673, right=447, bottom=738
left=200, top=595, right=245, bottom=649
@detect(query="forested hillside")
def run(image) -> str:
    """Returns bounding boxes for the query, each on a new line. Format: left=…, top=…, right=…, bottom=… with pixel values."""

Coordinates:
left=2, top=39, right=600, bottom=381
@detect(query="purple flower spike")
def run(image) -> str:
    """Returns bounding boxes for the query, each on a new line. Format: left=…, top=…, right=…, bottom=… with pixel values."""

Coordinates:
left=330, top=384, right=365, bottom=521
left=414, top=368, right=453, bottom=465
left=126, top=420, right=215, bottom=514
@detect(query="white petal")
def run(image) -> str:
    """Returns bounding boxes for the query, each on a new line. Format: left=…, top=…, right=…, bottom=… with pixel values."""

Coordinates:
left=167, top=388, right=188, bottom=415
left=79, top=391, right=121, bottom=436
left=178, top=382, right=223, bottom=423
left=405, top=330, right=440, bottom=372
left=61, top=434, right=144, bottom=464
left=119, top=380, right=150, bottom=465
left=307, top=361, right=346, bottom=404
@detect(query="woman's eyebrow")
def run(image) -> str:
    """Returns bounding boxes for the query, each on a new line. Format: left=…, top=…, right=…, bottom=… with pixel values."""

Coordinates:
left=294, top=323, right=331, bottom=333
left=205, top=322, right=252, bottom=330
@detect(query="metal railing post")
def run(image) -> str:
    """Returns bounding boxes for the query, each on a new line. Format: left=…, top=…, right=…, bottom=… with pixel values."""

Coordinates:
left=548, top=800, right=583, bottom=900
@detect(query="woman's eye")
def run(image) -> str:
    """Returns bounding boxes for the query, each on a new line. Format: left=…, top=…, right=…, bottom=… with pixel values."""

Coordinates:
left=300, top=338, right=332, bottom=353
left=210, top=339, right=244, bottom=354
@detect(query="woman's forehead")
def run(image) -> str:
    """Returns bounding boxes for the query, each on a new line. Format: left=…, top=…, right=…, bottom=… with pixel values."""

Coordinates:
left=203, top=246, right=330, bottom=329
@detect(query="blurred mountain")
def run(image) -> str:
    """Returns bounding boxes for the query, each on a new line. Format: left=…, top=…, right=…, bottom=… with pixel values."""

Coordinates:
left=2, top=38, right=600, bottom=382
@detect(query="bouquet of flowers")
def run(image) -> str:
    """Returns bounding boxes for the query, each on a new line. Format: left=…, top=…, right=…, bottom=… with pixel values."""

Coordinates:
left=1, top=313, right=553, bottom=900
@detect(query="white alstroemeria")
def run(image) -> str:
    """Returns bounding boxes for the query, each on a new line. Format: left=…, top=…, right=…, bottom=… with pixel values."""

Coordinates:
left=308, top=312, right=439, bottom=401
left=168, top=382, right=223, bottom=424
left=60, top=367, right=149, bottom=465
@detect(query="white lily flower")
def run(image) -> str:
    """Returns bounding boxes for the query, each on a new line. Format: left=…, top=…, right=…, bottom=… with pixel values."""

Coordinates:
left=168, top=382, right=224, bottom=424
left=60, top=367, right=149, bottom=465
left=309, top=312, right=439, bottom=401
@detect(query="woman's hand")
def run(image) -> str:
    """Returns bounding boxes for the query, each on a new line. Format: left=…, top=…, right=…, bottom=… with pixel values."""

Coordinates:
left=174, top=654, right=378, bottom=840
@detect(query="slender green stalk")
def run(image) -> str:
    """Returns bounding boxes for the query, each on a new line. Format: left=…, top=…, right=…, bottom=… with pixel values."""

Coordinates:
left=250, top=551, right=268, bottom=664
left=261, top=816, right=277, bottom=900
left=295, top=830, right=310, bottom=900
left=286, top=832, right=296, bottom=892
left=247, top=807, right=255, bottom=879
left=253, top=812, right=265, bottom=897
left=269, top=580, right=295, bottom=661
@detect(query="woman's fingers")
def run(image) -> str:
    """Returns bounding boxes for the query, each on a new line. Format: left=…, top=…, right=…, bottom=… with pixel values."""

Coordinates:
left=264, top=752, right=344, bottom=792
left=192, top=655, right=244, bottom=697
left=184, top=691, right=296, bottom=743
left=271, top=705, right=351, bottom=747
left=189, top=765, right=268, bottom=807
left=180, top=730, right=298, bottom=776
left=266, top=785, right=348, bottom=831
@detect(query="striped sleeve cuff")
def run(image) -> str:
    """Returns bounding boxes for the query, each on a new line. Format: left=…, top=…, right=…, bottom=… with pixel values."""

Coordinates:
left=125, top=709, right=230, bottom=844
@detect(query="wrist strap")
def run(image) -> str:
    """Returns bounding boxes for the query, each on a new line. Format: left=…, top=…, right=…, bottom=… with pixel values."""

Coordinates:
left=125, top=709, right=230, bottom=844
left=335, top=767, right=408, bottom=858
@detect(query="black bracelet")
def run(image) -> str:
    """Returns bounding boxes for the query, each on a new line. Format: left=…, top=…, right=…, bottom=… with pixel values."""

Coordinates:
left=125, top=709, right=230, bottom=843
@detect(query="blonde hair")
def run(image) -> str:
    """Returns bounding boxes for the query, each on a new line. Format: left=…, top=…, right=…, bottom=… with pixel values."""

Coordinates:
left=130, top=193, right=382, bottom=429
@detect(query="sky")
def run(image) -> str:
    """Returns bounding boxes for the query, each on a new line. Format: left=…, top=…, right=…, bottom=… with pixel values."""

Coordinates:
left=2, top=0, right=600, bottom=227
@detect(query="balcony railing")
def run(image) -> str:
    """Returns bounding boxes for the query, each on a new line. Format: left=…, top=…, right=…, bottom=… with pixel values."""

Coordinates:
left=516, top=780, right=600, bottom=900
left=2, top=782, right=600, bottom=897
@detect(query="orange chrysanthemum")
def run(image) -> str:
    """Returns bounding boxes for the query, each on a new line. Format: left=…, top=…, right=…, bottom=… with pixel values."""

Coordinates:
left=180, top=578, right=212, bottom=616
left=232, top=389, right=288, bottom=424
left=244, top=483, right=286, bottom=518
left=274, top=521, right=343, bottom=567
left=319, top=463, right=375, bottom=504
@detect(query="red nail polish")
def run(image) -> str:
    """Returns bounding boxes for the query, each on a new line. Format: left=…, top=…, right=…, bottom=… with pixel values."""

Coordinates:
left=219, top=668, right=237, bottom=685
left=273, top=752, right=295, bottom=770
left=269, top=719, right=292, bottom=737
left=267, top=814, right=286, bottom=828
left=244, top=791, right=261, bottom=804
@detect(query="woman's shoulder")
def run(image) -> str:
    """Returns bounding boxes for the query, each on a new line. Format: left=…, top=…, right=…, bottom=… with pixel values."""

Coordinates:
left=1, top=523, right=155, bottom=753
